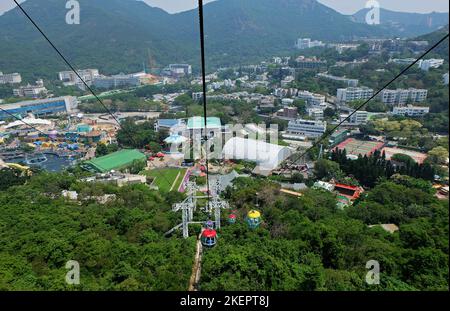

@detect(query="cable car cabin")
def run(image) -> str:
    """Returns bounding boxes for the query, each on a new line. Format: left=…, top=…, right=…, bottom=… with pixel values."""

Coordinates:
left=205, top=220, right=214, bottom=229
left=201, top=229, right=217, bottom=247
left=246, top=210, right=261, bottom=229
left=228, top=213, right=237, bottom=224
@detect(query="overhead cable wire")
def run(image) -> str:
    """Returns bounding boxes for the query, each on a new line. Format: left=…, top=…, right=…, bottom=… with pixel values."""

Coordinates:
left=290, top=33, right=449, bottom=164
left=197, top=0, right=212, bottom=213
left=12, top=0, right=177, bottom=188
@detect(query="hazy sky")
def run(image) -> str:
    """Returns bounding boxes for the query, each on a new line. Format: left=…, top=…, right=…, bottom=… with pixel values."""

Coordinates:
left=0, top=0, right=448, bottom=15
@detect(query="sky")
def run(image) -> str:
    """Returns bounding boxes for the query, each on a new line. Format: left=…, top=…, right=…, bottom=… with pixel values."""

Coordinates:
left=0, top=0, right=448, bottom=15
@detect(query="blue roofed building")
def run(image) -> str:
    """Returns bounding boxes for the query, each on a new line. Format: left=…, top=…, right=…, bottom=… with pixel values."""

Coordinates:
left=154, top=119, right=185, bottom=132
left=0, top=96, right=78, bottom=121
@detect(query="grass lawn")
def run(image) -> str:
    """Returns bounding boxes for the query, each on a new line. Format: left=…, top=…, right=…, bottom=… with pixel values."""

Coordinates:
left=143, top=168, right=187, bottom=192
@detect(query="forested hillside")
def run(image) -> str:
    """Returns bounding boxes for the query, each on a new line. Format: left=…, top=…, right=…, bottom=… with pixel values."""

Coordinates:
left=0, top=168, right=447, bottom=290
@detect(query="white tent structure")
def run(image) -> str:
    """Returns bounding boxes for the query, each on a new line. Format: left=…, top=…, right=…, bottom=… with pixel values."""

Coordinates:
left=4, top=118, right=52, bottom=129
left=222, top=137, right=292, bottom=174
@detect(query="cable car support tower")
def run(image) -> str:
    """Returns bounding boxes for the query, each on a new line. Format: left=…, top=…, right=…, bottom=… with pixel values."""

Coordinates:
left=166, top=180, right=229, bottom=239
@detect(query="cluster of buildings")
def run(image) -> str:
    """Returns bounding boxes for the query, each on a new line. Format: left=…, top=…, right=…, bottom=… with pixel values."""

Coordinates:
left=314, top=180, right=364, bottom=209
left=294, top=38, right=360, bottom=54
left=162, top=64, right=192, bottom=78
left=58, top=68, right=99, bottom=89
left=389, top=58, right=445, bottom=71
left=59, top=68, right=160, bottom=90
left=338, top=111, right=369, bottom=125
left=13, top=79, right=48, bottom=98
left=295, top=56, right=327, bottom=69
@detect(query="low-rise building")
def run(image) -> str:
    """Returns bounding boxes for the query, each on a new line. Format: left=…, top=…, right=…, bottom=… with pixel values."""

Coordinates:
left=295, top=38, right=325, bottom=49
left=307, top=107, right=324, bottom=120
left=163, top=64, right=192, bottom=78
left=392, top=105, right=430, bottom=117
left=328, top=129, right=350, bottom=146
left=192, top=92, right=203, bottom=101
left=93, top=73, right=141, bottom=89
left=418, top=58, right=444, bottom=71
left=297, top=90, right=325, bottom=106
left=58, top=69, right=99, bottom=89
left=0, top=96, right=78, bottom=121
left=13, top=79, right=48, bottom=98
left=349, top=111, right=369, bottom=124
left=284, top=119, right=327, bottom=140
left=278, top=107, right=298, bottom=119
left=317, top=73, right=359, bottom=87
left=295, top=56, right=327, bottom=69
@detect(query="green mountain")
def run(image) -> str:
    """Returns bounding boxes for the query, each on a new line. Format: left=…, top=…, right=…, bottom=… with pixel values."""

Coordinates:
left=0, top=0, right=439, bottom=81
left=0, top=0, right=196, bottom=80
left=352, top=8, right=449, bottom=37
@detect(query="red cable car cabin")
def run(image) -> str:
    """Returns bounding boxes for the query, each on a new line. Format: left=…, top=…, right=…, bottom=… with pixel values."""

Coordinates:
left=201, top=229, right=217, bottom=247
left=228, top=213, right=236, bottom=224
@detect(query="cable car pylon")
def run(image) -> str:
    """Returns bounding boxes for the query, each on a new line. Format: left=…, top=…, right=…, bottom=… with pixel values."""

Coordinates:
left=165, top=180, right=229, bottom=242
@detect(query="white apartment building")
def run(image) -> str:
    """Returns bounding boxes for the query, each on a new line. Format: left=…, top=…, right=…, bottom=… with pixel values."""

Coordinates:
left=167, top=64, right=192, bottom=77
left=418, top=59, right=445, bottom=71
left=349, top=111, right=369, bottom=124
left=13, top=79, right=48, bottom=98
left=307, top=107, right=324, bottom=120
left=336, top=87, right=374, bottom=103
left=0, top=72, right=22, bottom=84
left=192, top=92, right=203, bottom=101
left=378, top=88, right=428, bottom=105
left=297, top=90, right=325, bottom=106
left=295, top=38, right=325, bottom=50
left=93, top=73, right=141, bottom=89
left=392, top=105, right=430, bottom=117
left=285, top=119, right=327, bottom=139
left=389, top=58, right=416, bottom=65
left=58, top=69, right=99, bottom=89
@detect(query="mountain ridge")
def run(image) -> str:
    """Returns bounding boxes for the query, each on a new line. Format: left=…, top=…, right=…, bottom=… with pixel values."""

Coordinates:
left=0, top=0, right=446, bottom=81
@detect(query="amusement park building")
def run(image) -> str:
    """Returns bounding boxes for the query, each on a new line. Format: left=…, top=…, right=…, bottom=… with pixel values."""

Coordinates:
left=222, top=137, right=292, bottom=173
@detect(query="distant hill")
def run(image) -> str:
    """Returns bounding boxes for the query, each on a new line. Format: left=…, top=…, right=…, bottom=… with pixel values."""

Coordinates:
left=0, top=0, right=443, bottom=81
left=0, top=0, right=194, bottom=80
left=352, top=8, right=449, bottom=37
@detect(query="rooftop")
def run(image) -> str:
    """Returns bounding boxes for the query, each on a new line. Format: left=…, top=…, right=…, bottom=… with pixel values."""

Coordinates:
left=83, top=149, right=146, bottom=173
left=187, top=117, right=221, bottom=130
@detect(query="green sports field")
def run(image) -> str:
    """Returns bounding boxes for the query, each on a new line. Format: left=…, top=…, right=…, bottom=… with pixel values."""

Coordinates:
left=143, top=168, right=187, bottom=192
